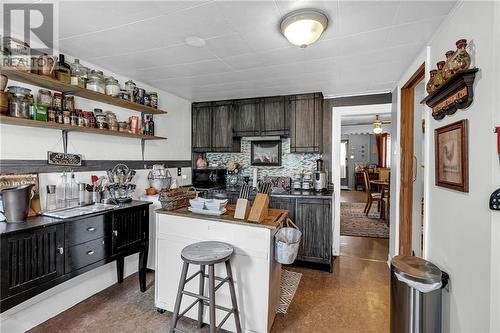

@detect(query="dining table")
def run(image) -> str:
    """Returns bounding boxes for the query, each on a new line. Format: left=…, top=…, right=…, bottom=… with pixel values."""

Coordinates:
left=370, top=180, right=390, bottom=220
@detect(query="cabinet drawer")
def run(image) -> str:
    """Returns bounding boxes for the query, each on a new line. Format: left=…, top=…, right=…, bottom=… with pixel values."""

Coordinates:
left=65, top=237, right=109, bottom=273
left=65, top=215, right=107, bottom=247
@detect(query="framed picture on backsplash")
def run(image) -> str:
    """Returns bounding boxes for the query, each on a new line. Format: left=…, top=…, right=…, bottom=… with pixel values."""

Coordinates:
left=251, top=140, right=282, bottom=166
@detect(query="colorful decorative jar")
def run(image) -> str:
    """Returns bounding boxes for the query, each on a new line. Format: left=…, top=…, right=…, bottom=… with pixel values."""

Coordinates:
left=443, top=50, right=456, bottom=81
left=450, top=39, right=471, bottom=72
left=426, top=70, right=437, bottom=93
left=433, top=61, right=446, bottom=89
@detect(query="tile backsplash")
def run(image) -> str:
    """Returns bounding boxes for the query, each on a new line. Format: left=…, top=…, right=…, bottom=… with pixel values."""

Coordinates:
left=206, top=137, right=321, bottom=178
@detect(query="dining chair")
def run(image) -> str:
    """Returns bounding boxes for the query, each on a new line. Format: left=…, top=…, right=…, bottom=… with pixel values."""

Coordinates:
left=363, top=170, right=382, bottom=216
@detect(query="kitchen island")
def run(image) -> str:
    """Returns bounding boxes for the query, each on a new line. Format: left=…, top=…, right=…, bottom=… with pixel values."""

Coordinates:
left=155, top=205, right=287, bottom=333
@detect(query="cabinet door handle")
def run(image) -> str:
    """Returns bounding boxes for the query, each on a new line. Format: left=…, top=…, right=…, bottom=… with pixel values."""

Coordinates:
left=57, top=247, right=64, bottom=254
left=112, top=230, right=118, bottom=237
left=87, top=227, right=96, bottom=232
left=86, top=250, right=95, bottom=255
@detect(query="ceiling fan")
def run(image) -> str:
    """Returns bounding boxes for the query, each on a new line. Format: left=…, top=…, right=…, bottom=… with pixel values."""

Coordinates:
left=343, top=115, right=392, bottom=134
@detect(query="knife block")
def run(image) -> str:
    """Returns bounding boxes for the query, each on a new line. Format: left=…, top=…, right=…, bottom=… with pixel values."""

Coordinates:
left=248, top=193, right=269, bottom=223
left=234, top=198, right=250, bottom=220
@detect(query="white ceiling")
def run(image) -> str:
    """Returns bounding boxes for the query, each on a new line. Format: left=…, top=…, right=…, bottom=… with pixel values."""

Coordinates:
left=56, top=0, right=456, bottom=102
left=342, top=113, right=391, bottom=126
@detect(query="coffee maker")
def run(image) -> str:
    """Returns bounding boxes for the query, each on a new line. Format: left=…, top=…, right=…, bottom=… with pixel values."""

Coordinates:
left=314, top=159, right=327, bottom=192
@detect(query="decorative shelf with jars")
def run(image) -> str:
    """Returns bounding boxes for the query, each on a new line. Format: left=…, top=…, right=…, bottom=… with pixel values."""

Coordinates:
left=421, top=39, right=479, bottom=120
left=0, top=66, right=167, bottom=115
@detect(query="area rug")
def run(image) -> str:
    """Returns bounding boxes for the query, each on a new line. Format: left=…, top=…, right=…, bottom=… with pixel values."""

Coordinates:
left=277, top=270, right=302, bottom=314
left=340, top=202, right=389, bottom=239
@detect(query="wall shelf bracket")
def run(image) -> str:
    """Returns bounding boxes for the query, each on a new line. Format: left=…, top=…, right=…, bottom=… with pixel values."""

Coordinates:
left=62, top=130, right=68, bottom=154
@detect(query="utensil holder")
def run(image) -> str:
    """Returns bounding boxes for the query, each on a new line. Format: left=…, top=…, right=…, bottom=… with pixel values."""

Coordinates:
left=234, top=198, right=250, bottom=220
left=248, top=193, right=269, bottom=223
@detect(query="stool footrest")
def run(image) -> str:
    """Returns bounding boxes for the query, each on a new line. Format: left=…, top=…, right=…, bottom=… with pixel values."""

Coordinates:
left=203, top=273, right=226, bottom=282
left=214, top=277, right=231, bottom=292
left=182, top=290, right=209, bottom=302
left=217, top=310, right=235, bottom=330
left=184, top=270, right=203, bottom=284
left=178, top=298, right=201, bottom=319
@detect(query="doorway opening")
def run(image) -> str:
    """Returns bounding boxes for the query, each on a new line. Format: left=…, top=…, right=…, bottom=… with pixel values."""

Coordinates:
left=332, top=103, right=393, bottom=263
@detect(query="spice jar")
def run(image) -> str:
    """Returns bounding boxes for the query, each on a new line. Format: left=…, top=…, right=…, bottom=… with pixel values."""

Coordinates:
left=105, top=77, right=120, bottom=96
left=63, top=94, right=75, bottom=111
left=48, top=109, right=56, bottom=122
left=143, top=93, right=150, bottom=107
left=56, top=109, right=64, bottom=124
left=149, top=92, right=158, bottom=108
left=77, top=111, right=85, bottom=127
left=87, top=70, right=105, bottom=94
left=63, top=110, right=71, bottom=124
left=37, top=89, right=52, bottom=107
left=70, top=111, right=78, bottom=126
left=118, top=89, right=130, bottom=101
left=53, top=92, right=63, bottom=110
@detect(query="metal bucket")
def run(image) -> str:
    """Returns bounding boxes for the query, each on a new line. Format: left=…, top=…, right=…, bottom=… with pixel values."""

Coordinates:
left=0, top=184, right=34, bottom=222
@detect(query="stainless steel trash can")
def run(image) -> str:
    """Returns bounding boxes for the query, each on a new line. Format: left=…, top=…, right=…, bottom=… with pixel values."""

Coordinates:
left=390, top=256, right=448, bottom=333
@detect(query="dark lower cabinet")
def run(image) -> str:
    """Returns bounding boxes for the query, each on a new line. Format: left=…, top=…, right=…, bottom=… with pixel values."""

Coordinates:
left=0, top=225, right=64, bottom=299
left=270, top=196, right=332, bottom=270
left=0, top=202, right=150, bottom=312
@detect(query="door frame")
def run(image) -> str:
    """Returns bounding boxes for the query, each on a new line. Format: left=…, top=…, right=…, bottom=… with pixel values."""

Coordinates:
left=398, top=63, right=425, bottom=256
left=340, top=139, right=349, bottom=187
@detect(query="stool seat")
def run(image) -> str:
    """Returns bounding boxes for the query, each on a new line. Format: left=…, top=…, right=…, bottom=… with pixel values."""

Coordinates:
left=181, top=241, right=233, bottom=265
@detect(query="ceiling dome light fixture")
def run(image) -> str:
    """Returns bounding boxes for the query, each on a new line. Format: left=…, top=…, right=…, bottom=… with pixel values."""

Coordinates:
left=280, top=9, right=328, bottom=48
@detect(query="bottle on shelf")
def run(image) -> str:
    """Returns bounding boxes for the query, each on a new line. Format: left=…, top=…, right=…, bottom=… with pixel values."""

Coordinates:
left=56, top=171, right=68, bottom=208
left=56, top=54, right=71, bottom=84
left=70, top=171, right=79, bottom=205
left=46, top=185, right=57, bottom=211
left=148, top=115, right=155, bottom=136
left=70, top=59, right=87, bottom=88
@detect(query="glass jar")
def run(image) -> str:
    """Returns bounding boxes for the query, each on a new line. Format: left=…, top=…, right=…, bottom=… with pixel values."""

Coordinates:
left=63, top=94, right=75, bottom=111
left=143, top=93, right=150, bottom=107
left=87, top=70, right=105, bottom=94
left=37, top=89, right=52, bottom=107
left=56, top=109, right=64, bottom=124
left=426, top=70, right=437, bottom=93
left=124, top=80, right=136, bottom=93
left=70, top=58, right=87, bottom=88
left=450, top=39, right=471, bottom=72
left=149, top=91, right=158, bottom=108
left=70, top=111, right=78, bottom=126
left=118, top=89, right=130, bottom=101
left=53, top=92, right=63, bottom=110
left=7, top=86, right=31, bottom=118
left=105, top=76, right=120, bottom=96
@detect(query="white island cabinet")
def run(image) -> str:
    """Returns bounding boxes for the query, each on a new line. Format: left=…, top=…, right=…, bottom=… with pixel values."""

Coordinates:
left=154, top=207, right=287, bottom=333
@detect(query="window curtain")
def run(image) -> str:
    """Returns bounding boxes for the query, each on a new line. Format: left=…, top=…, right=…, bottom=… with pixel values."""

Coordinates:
left=376, top=133, right=389, bottom=168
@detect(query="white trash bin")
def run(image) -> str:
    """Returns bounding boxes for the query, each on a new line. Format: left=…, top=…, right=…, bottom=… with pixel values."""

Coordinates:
left=274, top=218, right=302, bottom=265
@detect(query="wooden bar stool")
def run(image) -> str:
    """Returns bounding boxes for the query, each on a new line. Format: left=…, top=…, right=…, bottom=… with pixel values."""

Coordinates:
left=169, top=241, right=242, bottom=333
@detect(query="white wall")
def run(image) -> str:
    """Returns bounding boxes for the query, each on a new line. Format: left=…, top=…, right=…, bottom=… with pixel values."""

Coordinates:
left=393, top=2, right=498, bottom=331
left=0, top=31, right=192, bottom=333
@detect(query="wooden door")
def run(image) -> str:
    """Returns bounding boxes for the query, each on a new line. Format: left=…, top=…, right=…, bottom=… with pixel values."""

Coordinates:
left=399, top=64, right=425, bottom=256
left=233, top=98, right=261, bottom=136
left=261, top=96, right=288, bottom=136
left=289, top=93, right=323, bottom=153
left=211, top=101, right=234, bottom=152
left=295, top=198, right=331, bottom=263
left=192, top=102, right=212, bottom=152
left=0, top=225, right=64, bottom=298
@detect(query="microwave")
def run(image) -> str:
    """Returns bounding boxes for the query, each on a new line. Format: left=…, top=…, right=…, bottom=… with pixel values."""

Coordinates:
left=192, top=168, right=227, bottom=189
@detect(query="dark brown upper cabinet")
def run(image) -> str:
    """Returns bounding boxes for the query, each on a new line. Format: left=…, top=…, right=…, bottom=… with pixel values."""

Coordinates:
left=288, top=93, right=323, bottom=153
left=260, top=96, right=289, bottom=136
left=192, top=101, right=239, bottom=153
left=192, top=102, right=213, bottom=152
left=233, top=98, right=261, bottom=137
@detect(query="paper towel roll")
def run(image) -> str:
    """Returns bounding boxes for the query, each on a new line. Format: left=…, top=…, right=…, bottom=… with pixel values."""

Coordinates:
left=252, top=168, right=258, bottom=189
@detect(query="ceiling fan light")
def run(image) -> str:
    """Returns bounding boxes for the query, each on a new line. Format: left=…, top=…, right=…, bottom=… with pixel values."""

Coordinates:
left=281, top=10, right=328, bottom=48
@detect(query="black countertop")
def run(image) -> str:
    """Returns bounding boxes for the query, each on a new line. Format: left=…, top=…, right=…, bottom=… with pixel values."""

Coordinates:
left=0, top=200, right=151, bottom=236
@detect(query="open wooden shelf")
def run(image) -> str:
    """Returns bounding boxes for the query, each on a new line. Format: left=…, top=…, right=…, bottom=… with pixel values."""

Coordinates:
left=0, top=67, right=167, bottom=115
left=0, top=115, right=167, bottom=140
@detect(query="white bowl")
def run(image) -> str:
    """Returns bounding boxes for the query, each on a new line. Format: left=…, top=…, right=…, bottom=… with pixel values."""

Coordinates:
left=205, top=199, right=228, bottom=211
left=189, top=198, right=206, bottom=210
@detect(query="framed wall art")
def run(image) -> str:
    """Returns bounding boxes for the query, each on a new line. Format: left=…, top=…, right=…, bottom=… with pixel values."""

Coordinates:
left=434, top=119, right=468, bottom=192
left=251, top=140, right=282, bottom=166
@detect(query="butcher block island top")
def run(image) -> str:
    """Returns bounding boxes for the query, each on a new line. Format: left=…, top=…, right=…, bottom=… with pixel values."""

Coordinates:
left=156, top=204, right=288, bottom=229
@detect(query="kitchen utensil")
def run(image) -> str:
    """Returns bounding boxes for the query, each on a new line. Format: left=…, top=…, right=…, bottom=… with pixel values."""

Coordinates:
left=0, top=184, right=34, bottom=222
left=0, top=91, right=8, bottom=114
left=0, top=74, right=8, bottom=91
left=314, top=158, right=328, bottom=192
